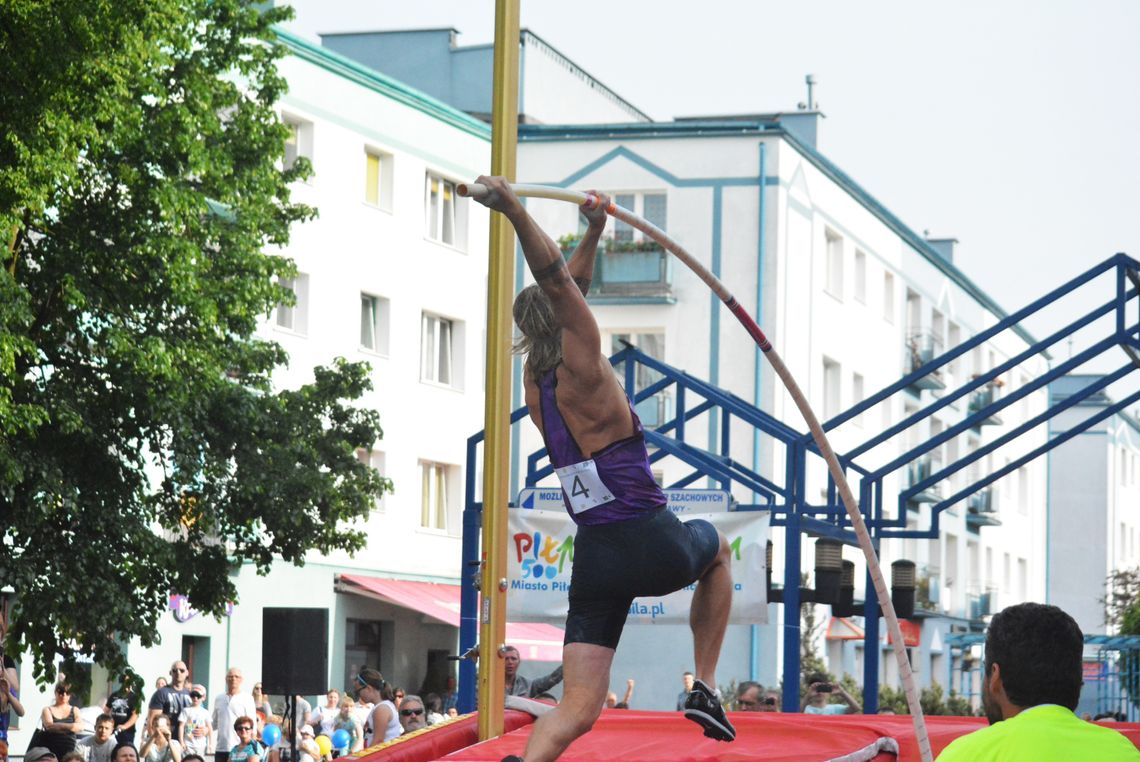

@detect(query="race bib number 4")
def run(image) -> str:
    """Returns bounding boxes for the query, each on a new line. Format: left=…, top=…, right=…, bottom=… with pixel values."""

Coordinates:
left=554, top=460, right=615, bottom=514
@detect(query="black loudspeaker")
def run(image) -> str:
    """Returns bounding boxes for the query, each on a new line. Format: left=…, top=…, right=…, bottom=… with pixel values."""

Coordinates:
left=261, top=608, right=329, bottom=695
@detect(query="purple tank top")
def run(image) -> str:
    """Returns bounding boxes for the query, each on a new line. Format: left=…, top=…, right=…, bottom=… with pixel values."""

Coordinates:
left=538, top=368, right=666, bottom=525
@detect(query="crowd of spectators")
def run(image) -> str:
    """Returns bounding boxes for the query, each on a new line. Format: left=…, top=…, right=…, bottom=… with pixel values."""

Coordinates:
left=1, top=660, right=464, bottom=762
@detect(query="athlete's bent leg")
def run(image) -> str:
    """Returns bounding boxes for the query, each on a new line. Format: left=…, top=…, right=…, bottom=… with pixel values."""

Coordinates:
left=691, top=530, right=732, bottom=687
left=521, top=643, right=613, bottom=762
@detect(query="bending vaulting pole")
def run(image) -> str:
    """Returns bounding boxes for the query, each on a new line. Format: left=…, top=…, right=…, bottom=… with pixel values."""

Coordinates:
left=458, top=181, right=934, bottom=762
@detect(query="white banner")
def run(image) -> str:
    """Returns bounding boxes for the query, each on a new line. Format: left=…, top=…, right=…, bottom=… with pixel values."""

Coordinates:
left=506, top=508, right=769, bottom=625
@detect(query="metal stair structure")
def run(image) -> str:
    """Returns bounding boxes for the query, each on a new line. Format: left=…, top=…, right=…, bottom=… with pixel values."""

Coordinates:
left=461, top=252, right=1140, bottom=712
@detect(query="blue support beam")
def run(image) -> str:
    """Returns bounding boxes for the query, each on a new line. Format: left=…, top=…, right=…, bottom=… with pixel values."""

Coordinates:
left=460, top=254, right=1140, bottom=719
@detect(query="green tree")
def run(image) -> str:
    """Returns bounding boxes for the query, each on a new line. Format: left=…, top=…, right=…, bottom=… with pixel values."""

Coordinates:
left=1105, top=568, right=1140, bottom=708
left=0, top=0, right=391, bottom=683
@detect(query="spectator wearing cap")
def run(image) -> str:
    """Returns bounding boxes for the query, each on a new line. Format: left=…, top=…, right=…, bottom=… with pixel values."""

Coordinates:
left=78, top=714, right=118, bottom=762
left=295, top=725, right=320, bottom=762
left=26, top=748, right=59, bottom=762
left=396, top=697, right=426, bottom=735
left=177, top=686, right=210, bottom=758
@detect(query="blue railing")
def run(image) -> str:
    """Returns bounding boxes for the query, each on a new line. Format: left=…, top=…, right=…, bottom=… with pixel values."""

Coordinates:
left=461, top=253, right=1140, bottom=714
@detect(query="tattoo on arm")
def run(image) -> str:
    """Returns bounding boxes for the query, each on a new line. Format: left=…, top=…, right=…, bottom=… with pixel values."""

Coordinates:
left=532, top=257, right=568, bottom=282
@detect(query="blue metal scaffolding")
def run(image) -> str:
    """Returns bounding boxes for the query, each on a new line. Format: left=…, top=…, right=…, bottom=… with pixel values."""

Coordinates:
left=460, top=253, right=1140, bottom=713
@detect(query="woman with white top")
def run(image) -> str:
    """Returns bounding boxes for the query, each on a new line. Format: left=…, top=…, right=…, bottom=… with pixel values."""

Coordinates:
left=353, top=670, right=399, bottom=744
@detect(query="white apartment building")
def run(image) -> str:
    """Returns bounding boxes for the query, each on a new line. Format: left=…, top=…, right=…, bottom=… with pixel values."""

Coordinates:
left=5, top=22, right=1070, bottom=730
left=4, top=29, right=502, bottom=750
left=516, top=117, right=1051, bottom=705
left=1048, top=375, right=1140, bottom=636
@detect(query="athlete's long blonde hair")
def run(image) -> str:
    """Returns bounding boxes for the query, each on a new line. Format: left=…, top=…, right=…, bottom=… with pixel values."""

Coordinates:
left=512, top=284, right=561, bottom=378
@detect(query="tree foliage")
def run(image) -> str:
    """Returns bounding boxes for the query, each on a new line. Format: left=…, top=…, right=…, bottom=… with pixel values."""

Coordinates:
left=0, top=0, right=391, bottom=682
left=1105, top=568, right=1140, bottom=708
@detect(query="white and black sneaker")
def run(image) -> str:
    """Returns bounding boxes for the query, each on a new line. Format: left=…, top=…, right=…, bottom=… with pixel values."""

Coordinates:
left=682, top=678, right=736, bottom=742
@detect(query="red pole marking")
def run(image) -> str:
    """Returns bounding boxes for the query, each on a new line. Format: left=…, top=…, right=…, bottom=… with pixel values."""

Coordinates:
left=726, top=298, right=772, bottom=352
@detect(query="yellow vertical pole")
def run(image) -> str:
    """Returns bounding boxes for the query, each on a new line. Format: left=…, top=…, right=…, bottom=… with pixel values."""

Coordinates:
left=477, top=0, right=520, bottom=742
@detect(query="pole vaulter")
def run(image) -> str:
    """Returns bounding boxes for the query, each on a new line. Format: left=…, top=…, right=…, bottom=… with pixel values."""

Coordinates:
left=459, top=182, right=935, bottom=762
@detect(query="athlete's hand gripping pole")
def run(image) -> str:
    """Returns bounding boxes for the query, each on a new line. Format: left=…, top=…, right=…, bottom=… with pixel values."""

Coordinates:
left=458, top=179, right=934, bottom=762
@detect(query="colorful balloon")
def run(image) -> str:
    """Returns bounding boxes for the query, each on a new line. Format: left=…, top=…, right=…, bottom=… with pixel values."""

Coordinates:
left=261, top=723, right=281, bottom=746
left=331, top=729, right=351, bottom=750
left=315, top=735, right=332, bottom=756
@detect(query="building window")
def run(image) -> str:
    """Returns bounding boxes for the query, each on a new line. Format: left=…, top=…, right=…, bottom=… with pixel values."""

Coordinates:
left=275, top=273, right=309, bottom=335
left=425, top=173, right=467, bottom=249
left=364, top=150, right=394, bottom=211
left=356, top=448, right=387, bottom=511
left=1017, top=558, right=1027, bottom=600
left=883, top=271, right=895, bottom=322
left=360, top=293, right=390, bottom=355
left=1017, top=467, right=1029, bottom=515
left=852, top=372, right=865, bottom=426
left=420, top=460, right=458, bottom=533
left=421, top=312, right=464, bottom=387
left=610, top=331, right=670, bottom=426
left=825, top=229, right=843, bottom=299
left=948, top=323, right=962, bottom=384
left=344, top=619, right=384, bottom=691
left=854, top=250, right=867, bottom=303
left=823, top=356, right=841, bottom=419
left=283, top=115, right=313, bottom=172
left=610, top=191, right=666, bottom=243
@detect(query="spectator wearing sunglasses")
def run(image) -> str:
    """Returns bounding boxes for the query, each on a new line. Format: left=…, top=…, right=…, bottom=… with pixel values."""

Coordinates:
left=177, top=686, right=211, bottom=757
left=228, top=717, right=262, bottom=762
left=39, top=682, right=83, bottom=758
left=396, top=697, right=426, bottom=735
left=147, top=663, right=191, bottom=740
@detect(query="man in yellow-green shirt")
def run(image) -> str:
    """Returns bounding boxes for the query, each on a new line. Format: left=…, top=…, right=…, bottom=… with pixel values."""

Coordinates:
left=937, top=603, right=1139, bottom=761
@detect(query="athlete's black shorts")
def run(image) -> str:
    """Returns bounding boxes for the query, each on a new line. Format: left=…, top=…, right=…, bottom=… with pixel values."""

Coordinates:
left=564, top=506, right=721, bottom=649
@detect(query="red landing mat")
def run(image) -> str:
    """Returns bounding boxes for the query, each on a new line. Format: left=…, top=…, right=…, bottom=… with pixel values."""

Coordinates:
left=355, top=709, right=1140, bottom=762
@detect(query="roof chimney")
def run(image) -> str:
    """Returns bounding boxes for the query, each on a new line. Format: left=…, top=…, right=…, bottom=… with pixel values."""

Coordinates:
left=926, top=236, right=958, bottom=264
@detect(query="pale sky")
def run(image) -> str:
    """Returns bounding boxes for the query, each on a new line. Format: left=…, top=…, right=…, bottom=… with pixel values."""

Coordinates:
left=282, top=1, right=1140, bottom=398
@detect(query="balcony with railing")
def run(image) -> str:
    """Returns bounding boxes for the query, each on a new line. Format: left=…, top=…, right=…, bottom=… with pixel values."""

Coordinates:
left=562, top=237, right=675, bottom=303
left=904, top=332, right=946, bottom=392
left=916, top=565, right=942, bottom=613
left=905, top=452, right=943, bottom=507
left=966, top=487, right=1002, bottom=530
left=968, top=379, right=1003, bottom=426
left=968, top=589, right=996, bottom=620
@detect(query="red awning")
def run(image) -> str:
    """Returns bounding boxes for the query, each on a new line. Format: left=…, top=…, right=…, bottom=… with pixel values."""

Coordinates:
left=886, top=618, right=922, bottom=648
left=826, top=616, right=866, bottom=641
left=336, top=574, right=564, bottom=662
